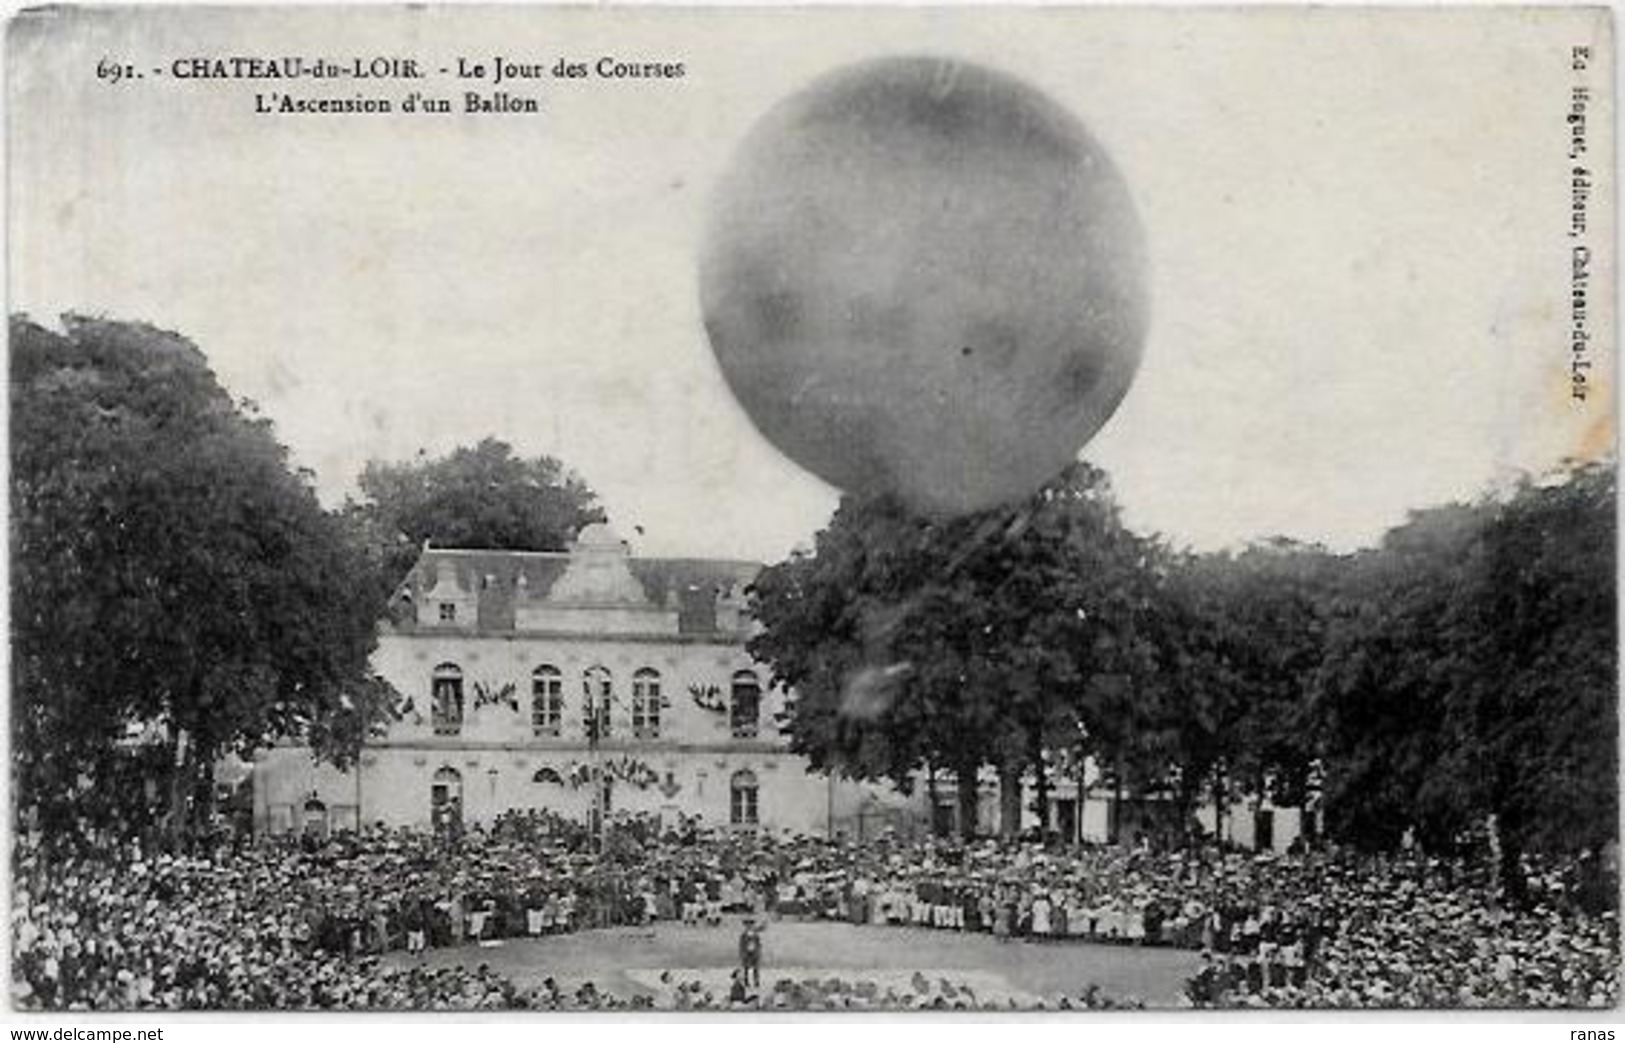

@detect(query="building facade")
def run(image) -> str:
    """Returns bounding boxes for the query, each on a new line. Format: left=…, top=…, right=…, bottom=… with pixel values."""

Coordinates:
left=253, top=523, right=918, bottom=838
left=254, top=522, right=1303, bottom=851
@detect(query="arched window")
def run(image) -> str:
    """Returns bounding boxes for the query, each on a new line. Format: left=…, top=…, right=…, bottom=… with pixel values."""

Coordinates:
left=532, top=767, right=564, bottom=786
left=582, top=666, right=613, bottom=741
left=532, top=665, right=563, bottom=737
left=730, top=769, right=759, bottom=826
left=632, top=668, right=662, bottom=738
left=431, top=663, right=464, bottom=736
left=431, top=767, right=463, bottom=833
left=730, top=670, right=761, bottom=739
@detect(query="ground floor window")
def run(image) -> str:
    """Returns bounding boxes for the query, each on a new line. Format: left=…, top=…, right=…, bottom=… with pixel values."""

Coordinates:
left=730, top=769, right=759, bottom=826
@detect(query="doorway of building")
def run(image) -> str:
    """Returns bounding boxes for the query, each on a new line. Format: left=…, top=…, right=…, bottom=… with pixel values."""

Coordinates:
left=302, top=798, right=328, bottom=840
left=431, top=766, right=463, bottom=837
left=1055, top=799, right=1078, bottom=843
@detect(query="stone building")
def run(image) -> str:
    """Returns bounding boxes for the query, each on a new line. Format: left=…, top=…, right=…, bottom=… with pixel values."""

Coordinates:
left=253, top=521, right=1303, bottom=851
left=252, top=523, right=917, bottom=838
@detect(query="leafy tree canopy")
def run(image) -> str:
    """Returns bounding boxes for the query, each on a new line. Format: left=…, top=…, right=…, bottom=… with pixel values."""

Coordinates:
left=345, top=437, right=604, bottom=583
left=749, top=463, right=1164, bottom=837
left=11, top=315, right=387, bottom=838
left=751, top=448, right=1614, bottom=868
left=1313, top=459, right=1615, bottom=898
left=1154, top=540, right=1340, bottom=817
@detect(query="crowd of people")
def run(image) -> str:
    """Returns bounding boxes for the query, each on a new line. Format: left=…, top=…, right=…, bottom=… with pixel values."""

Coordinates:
left=10, top=810, right=1619, bottom=1011
left=672, top=969, right=1146, bottom=1011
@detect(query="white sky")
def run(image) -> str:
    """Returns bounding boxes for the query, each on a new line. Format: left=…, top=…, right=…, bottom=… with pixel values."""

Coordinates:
left=8, top=6, right=1614, bottom=562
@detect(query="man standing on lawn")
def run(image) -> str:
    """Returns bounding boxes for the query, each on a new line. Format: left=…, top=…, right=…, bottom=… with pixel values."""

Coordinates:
left=739, top=917, right=763, bottom=988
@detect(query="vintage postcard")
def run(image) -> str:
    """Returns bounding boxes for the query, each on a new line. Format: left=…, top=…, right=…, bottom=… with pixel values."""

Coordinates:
left=6, top=4, right=1617, bottom=1016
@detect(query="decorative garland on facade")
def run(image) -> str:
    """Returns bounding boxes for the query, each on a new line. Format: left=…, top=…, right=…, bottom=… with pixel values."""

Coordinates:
left=391, top=695, right=425, bottom=726
left=606, top=756, right=661, bottom=789
left=390, top=677, right=683, bottom=728
left=473, top=680, right=519, bottom=712
left=688, top=683, right=726, bottom=714
left=539, top=756, right=663, bottom=791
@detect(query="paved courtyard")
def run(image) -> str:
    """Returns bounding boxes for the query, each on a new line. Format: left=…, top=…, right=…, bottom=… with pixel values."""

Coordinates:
left=389, top=918, right=1202, bottom=1006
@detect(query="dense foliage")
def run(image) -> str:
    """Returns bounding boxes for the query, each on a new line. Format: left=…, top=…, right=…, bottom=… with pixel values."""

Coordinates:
left=11, top=316, right=386, bottom=839
left=344, top=437, right=604, bottom=584
left=750, top=455, right=1616, bottom=899
left=1316, top=462, right=1616, bottom=901
left=749, top=464, right=1163, bottom=838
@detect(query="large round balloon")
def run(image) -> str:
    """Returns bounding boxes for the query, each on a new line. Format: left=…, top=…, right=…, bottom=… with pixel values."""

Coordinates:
left=699, top=56, right=1148, bottom=516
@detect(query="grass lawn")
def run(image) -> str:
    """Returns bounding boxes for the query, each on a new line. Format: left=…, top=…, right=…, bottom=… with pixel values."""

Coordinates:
left=388, top=917, right=1201, bottom=1007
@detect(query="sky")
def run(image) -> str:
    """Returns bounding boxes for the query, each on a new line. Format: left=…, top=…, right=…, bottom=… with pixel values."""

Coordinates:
left=8, top=6, right=1614, bottom=563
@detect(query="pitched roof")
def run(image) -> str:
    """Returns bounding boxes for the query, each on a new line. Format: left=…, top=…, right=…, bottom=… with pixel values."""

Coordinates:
left=385, top=546, right=761, bottom=637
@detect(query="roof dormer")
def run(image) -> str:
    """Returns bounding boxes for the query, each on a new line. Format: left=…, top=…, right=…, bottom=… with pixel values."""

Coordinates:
left=418, top=557, right=477, bottom=628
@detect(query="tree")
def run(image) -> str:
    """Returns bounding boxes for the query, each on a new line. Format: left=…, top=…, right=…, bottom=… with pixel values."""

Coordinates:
left=11, top=315, right=387, bottom=842
left=1136, top=557, right=1243, bottom=839
left=1446, top=462, right=1616, bottom=902
left=959, top=468, right=1166, bottom=838
left=1153, top=540, right=1338, bottom=841
left=749, top=463, right=1162, bottom=840
left=1314, top=506, right=1478, bottom=853
left=1314, top=460, right=1616, bottom=903
left=745, top=496, right=951, bottom=801
left=345, top=438, right=604, bottom=583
